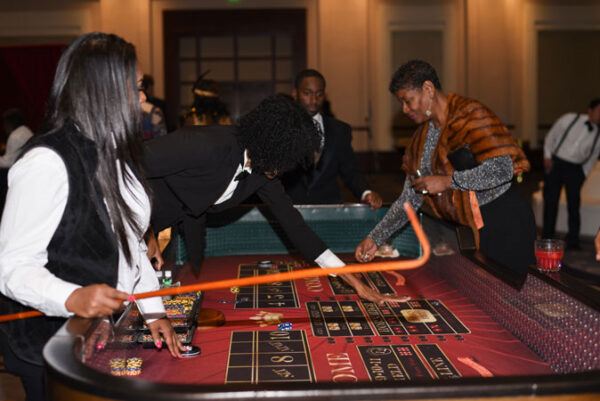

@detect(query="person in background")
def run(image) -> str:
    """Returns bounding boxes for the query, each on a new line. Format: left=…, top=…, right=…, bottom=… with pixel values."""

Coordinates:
left=144, top=94, right=404, bottom=306
left=282, top=69, right=382, bottom=209
left=355, top=60, right=535, bottom=274
left=0, top=32, right=184, bottom=401
left=0, top=108, right=34, bottom=168
left=542, top=98, right=600, bottom=250
left=139, top=74, right=167, bottom=140
left=182, top=71, right=231, bottom=126
left=141, top=74, right=166, bottom=116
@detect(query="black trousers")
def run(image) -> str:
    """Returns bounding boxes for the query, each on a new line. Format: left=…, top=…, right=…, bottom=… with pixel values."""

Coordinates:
left=542, top=156, right=586, bottom=246
left=479, top=186, right=537, bottom=273
left=0, top=334, right=46, bottom=401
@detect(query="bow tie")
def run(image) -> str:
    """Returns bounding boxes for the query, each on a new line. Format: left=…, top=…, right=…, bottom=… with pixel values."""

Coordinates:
left=585, top=121, right=594, bottom=132
left=235, top=171, right=250, bottom=181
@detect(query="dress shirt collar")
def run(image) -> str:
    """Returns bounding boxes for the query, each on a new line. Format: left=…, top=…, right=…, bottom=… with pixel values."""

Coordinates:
left=241, top=149, right=252, bottom=174
left=312, top=113, right=325, bottom=152
left=313, top=113, right=324, bottom=133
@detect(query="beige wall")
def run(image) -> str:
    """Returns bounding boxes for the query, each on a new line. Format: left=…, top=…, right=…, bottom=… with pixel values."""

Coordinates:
left=1, top=0, right=600, bottom=152
left=317, top=0, right=370, bottom=150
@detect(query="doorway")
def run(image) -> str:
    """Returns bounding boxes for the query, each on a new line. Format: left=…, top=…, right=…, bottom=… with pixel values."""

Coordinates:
left=163, top=9, right=306, bottom=128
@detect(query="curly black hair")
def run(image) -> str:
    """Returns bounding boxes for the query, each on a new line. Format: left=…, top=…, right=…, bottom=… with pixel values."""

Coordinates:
left=236, top=94, right=321, bottom=175
left=389, top=59, right=442, bottom=93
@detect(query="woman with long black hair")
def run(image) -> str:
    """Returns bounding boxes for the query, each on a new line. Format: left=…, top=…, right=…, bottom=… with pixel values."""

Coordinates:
left=0, top=32, right=184, bottom=401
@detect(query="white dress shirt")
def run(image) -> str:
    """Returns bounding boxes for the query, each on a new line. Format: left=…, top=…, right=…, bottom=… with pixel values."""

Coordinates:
left=544, top=112, right=600, bottom=176
left=214, top=149, right=252, bottom=205
left=0, top=125, right=34, bottom=168
left=0, top=147, right=165, bottom=320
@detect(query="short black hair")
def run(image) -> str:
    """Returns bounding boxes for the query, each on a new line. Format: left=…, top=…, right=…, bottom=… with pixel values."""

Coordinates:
left=589, top=98, right=600, bottom=110
left=2, top=108, right=25, bottom=133
left=141, top=74, right=154, bottom=91
left=236, top=94, right=320, bottom=175
left=389, top=60, right=442, bottom=93
left=294, top=69, right=326, bottom=90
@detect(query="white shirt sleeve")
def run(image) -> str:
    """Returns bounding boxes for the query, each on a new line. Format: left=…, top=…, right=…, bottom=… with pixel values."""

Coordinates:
left=543, top=113, right=573, bottom=160
left=315, top=249, right=345, bottom=268
left=0, top=147, right=80, bottom=317
left=133, top=241, right=165, bottom=322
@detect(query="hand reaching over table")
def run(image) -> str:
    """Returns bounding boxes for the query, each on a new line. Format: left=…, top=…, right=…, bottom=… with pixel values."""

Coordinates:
left=340, top=273, right=410, bottom=305
left=147, top=317, right=187, bottom=359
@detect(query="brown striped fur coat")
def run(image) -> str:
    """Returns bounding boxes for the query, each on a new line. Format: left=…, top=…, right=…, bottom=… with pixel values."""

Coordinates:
left=402, top=93, right=530, bottom=247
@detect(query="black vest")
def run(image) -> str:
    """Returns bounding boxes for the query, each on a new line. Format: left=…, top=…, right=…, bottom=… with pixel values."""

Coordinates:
left=0, top=122, right=119, bottom=366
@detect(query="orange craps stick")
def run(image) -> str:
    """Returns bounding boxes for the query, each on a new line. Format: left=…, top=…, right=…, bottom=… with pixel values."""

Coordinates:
left=0, top=202, right=429, bottom=322
left=0, top=310, right=43, bottom=323
left=133, top=202, right=430, bottom=301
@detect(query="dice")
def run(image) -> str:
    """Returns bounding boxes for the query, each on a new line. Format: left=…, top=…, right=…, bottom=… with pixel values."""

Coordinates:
left=277, top=322, right=292, bottom=331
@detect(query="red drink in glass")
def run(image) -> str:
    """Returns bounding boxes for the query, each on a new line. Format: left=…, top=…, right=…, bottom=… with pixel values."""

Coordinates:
left=534, top=239, right=565, bottom=272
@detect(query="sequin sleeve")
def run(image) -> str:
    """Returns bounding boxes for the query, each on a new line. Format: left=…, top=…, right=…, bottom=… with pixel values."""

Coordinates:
left=368, top=178, right=424, bottom=246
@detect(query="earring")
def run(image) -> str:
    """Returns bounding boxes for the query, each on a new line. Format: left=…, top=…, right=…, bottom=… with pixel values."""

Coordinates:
left=425, top=96, right=433, bottom=117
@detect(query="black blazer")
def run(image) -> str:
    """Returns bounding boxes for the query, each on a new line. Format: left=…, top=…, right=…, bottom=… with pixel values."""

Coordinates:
left=282, top=116, right=369, bottom=204
left=143, top=125, right=327, bottom=269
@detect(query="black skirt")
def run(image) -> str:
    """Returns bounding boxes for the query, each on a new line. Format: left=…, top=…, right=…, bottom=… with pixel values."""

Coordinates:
left=478, top=186, right=536, bottom=273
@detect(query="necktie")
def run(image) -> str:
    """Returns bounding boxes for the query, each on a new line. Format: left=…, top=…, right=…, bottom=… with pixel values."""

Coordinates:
left=235, top=171, right=250, bottom=181
left=585, top=121, right=594, bottom=132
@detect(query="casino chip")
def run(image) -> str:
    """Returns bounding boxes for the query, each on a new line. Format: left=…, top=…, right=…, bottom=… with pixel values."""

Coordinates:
left=278, top=322, right=292, bottom=331
left=109, top=358, right=125, bottom=376
left=257, top=260, right=273, bottom=269
left=125, top=357, right=142, bottom=376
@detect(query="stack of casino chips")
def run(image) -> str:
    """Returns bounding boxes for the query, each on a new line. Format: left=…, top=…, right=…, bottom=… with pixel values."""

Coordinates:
left=163, top=297, right=194, bottom=318
left=109, top=358, right=126, bottom=376
left=126, top=357, right=142, bottom=376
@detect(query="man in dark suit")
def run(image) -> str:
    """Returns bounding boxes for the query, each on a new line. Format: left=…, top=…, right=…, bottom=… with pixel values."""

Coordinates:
left=282, top=69, right=383, bottom=209
left=143, top=95, right=399, bottom=304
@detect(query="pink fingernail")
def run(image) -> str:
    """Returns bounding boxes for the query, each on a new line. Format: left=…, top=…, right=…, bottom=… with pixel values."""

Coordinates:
left=96, top=343, right=105, bottom=350
left=155, top=341, right=162, bottom=349
left=128, top=295, right=135, bottom=302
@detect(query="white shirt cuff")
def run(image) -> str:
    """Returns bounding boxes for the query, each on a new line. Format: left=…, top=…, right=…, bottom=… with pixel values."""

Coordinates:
left=53, top=282, right=81, bottom=317
left=361, top=190, right=372, bottom=201
left=315, top=249, right=345, bottom=269
left=136, top=296, right=167, bottom=324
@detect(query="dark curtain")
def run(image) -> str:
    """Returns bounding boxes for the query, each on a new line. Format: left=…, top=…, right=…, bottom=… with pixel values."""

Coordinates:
left=0, top=44, right=66, bottom=142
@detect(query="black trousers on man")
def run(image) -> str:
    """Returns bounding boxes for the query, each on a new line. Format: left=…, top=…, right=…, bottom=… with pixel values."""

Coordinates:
left=542, top=156, right=586, bottom=247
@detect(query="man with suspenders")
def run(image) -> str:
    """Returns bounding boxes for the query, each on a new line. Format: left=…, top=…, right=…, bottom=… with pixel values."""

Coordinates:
left=543, top=98, right=600, bottom=249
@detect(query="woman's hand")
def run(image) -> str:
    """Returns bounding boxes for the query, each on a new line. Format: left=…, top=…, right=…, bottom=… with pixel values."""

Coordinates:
left=355, top=238, right=378, bottom=263
left=147, top=317, right=187, bottom=358
left=83, top=319, right=112, bottom=359
left=340, top=273, right=410, bottom=305
left=411, top=175, right=452, bottom=195
left=65, top=284, right=129, bottom=318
